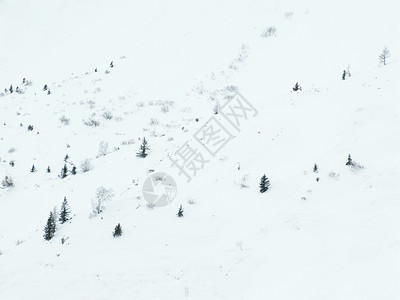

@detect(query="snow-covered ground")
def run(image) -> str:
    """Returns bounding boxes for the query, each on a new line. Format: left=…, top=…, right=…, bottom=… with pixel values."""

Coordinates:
left=0, top=0, right=399, bottom=299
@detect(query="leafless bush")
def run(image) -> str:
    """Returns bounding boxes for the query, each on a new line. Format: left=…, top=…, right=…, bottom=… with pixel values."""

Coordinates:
left=59, top=115, right=70, bottom=125
left=8, top=147, right=16, bottom=153
left=15, top=239, right=24, bottom=246
left=261, top=26, right=277, bottom=38
left=150, top=118, right=159, bottom=126
left=161, top=103, right=169, bottom=113
left=87, top=100, right=96, bottom=109
left=136, top=101, right=145, bottom=108
left=187, top=198, right=196, bottom=205
left=240, top=175, right=249, bottom=188
left=1, top=176, right=14, bottom=188
left=121, top=139, right=135, bottom=145
left=80, top=159, right=93, bottom=172
left=97, top=141, right=109, bottom=157
left=146, top=202, right=156, bottom=209
left=102, top=110, right=113, bottom=120
left=91, top=187, right=114, bottom=216
left=284, top=12, right=294, bottom=19
left=349, top=162, right=364, bottom=172
left=83, top=116, right=100, bottom=127
left=328, top=172, right=339, bottom=180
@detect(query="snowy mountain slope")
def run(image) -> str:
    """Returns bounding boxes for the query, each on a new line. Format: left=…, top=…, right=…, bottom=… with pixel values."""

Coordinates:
left=0, top=0, right=399, bottom=299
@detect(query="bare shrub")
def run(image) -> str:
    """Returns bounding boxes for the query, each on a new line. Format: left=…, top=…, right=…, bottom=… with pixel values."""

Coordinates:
left=161, top=103, right=169, bottom=113
left=187, top=198, right=196, bottom=205
left=146, top=202, right=156, bottom=209
left=150, top=118, right=159, bottom=126
left=121, top=139, right=135, bottom=145
left=91, top=187, right=114, bottom=216
left=87, top=100, right=96, bottom=109
left=80, top=159, right=93, bottom=172
left=284, top=12, right=294, bottom=19
left=8, top=147, right=16, bottom=153
left=240, top=175, right=249, bottom=188
left=328, top=172, right=339, bottom=180
left=97, top=141, right=109, bottom=157
left=102, top=110, right=113, bottom=120
left=59, top=115, right=70, bottom=125
left=261, top=26, right=277, bottom=38
left=83, top=116, right=100, bottom=127
left=1, top=176, right=14, bottom=188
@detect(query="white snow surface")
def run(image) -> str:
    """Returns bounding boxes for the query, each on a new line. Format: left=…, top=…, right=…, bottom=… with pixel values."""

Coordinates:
left=0, top=0, right=399, bottom=299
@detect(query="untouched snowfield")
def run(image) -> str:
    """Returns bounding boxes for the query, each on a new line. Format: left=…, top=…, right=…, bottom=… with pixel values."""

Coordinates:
left=0, top=0, right=399, bottom=299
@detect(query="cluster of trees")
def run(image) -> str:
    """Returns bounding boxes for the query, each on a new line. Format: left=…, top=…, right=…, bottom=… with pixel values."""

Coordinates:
left=43, top=197, right=71, bottom=240
left=293, top=46, right=391, bottom=90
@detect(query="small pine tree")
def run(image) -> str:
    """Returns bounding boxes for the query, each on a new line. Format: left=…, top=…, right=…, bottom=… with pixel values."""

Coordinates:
left=292, top=82, right=301, bottom=91
left=9, top=84, right=13, bottom=94
left=346, top=154, right=353, bottom=166
left=43, top=84, right=48, bottom=91
left=47, top=166, right=51, bottom=173
left=110, top=61, right=114, bottom=68
left=27, top=125, right=34, bottom=131
left=64, top=154, right=69, bottom=162
left=94, top=68, right=97, bottom=72
left=137, top=138, right=149, bottom=158
left=313, top=163, right=318, bottom=173
left=43, top=211, right=56, bottom=240
left=59, top=197, right=71, bottom=224
left=60, top=164, right=68, bottom=179
left=71, top=166, right=77, bottom=175
left=342, top=70, right=346, bottom=80
left=31, top=164, right=37, bottom=173
left=47, top=89, right=51, bottom=95
left=379, top=47, right=390, bottom=65
left=259, top=174, right=270, bottom=193
left=177, top=205, right=184, bottom=217
left=113, top=223, right=122, bottom=237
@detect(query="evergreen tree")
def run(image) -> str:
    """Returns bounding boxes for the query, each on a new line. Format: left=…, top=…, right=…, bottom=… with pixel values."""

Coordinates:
left=137, top=137, right=149, bottom=158
left=60, top=164, right=68, bottom=179
left=59, top=197, right=71, bottom=224
left=64, top=154, right=69, bottom=162
left=71, top=165, right=77, bottom=175
left=31, top=164, right=36, bottom=173
left=346, top=154, right=353, bottom=166
left=177, top=205, right=184, bottom=217
left=110, top=61, right=114, bottom=68
left=313, top=163, right=318, bottom=173
left=259, top=174, right=270, bottom=193
left=43, top=84, right=48, bottom=91
left=292, top=82, right=301, bottom=91
left=43, top=211, right=56, bottom=240
left=9, top=84, right=13, bottom=94
left=94, top=68, right=97, bottom=72
left=47, top=166, right=51, bottom=173
left=113, top=223, right=122, bottom=237
left=342, top=70, right=346, bottom=80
